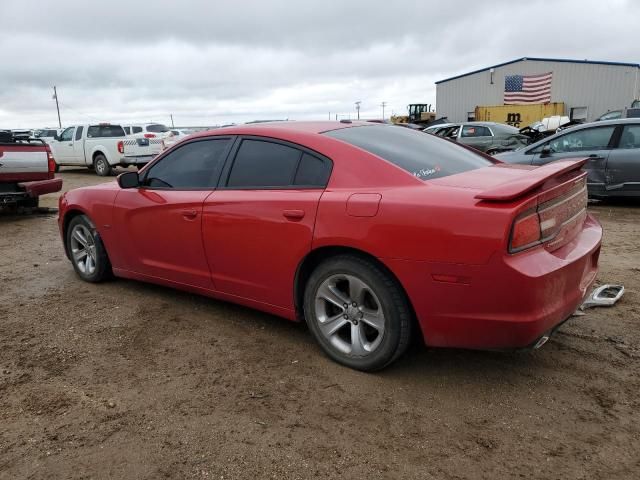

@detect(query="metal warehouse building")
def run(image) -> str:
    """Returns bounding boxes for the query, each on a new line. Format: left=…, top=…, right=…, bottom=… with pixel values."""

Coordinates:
left=435, top=57, right=640, bottom=124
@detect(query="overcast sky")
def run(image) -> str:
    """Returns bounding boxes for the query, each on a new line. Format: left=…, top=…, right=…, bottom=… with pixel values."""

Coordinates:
left=2, top=0, right=639, bottom=128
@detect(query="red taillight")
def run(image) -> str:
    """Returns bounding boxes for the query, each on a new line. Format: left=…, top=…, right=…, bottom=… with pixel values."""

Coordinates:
left=46, top=147, right=56, bottom=178
left=508, top=174, right=588, bottom=254
left=510, top=211, right=541, bottom=252
left=144, top=133, right=156, bottom=138
left=117, top=140, right=124, bottom=154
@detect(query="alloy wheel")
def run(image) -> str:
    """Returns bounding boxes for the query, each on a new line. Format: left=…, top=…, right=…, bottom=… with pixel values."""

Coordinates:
left=314, top=274, right=385, bottom=356
left=70, top=224, right=97, bottom=275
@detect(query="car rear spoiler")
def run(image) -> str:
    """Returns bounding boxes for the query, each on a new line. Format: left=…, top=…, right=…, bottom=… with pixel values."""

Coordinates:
left=475, top=158, right=588, bottom=201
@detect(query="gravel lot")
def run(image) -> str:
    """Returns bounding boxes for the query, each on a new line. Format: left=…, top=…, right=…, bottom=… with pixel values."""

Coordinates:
left=1, top=168, right=639, bottom=479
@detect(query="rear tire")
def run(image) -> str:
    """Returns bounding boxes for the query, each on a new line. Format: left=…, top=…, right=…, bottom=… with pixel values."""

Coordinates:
left=303, top=255, right=412, bottom=371
left=93, top=154, right=112, bottom=176
left=66, top=215, right=112, bottom=282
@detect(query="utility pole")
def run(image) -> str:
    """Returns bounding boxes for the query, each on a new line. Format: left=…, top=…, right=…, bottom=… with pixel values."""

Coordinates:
left=52, top=86, right=62, bottom=128
left=380, top=101, right=387, bottom=120
left=170, top=114, right=175, bottom=128
left=355, top=101, right=361, bottom=119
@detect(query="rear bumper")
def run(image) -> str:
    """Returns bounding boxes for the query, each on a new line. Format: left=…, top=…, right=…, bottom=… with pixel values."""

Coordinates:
left=17, top=178, right=63, bottom=198
left=385, top=214, right=602, bottom=349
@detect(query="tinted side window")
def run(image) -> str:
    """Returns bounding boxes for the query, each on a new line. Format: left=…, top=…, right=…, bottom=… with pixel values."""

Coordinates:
left=548, top=126, right=616, bottom=153
left=618, top=125, right=640, bottom=149
left=132, top=126, right=143, bottom=134
left=143, top=139, right=230, bottom=189
left=123, top=127, right=131, bottom=134
left=227, top=140, right=302, bottom=188
left=461, top=125, right=491, bottom=137
left=60, top=127, right=74, bottom=142
left=75, top=126, right=83, bottom=141
left=294, top=153, right=331, bottom=186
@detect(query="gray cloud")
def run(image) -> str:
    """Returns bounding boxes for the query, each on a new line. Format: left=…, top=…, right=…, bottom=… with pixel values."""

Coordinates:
left=1, top=0, right=639, bottom=128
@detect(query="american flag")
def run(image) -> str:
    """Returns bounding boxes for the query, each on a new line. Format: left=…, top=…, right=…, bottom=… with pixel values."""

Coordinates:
left=504, top=72, right=552, bottom=104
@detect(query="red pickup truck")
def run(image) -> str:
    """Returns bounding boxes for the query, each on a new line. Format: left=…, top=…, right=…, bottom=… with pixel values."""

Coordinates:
left=0, top=131, right=62, bottom=208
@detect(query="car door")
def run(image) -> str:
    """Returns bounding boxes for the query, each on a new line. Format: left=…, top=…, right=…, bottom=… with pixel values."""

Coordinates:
left=112, top=137, right=233, bottom=288
left=52, top=127, right=75, bottom=163
left=202, top=137, right=332, bottom=309
left=530, top=125, right=617, bottom=187
left=69, top=125, right=86, bottom=165
left=605, top=123, right=640, bottom=195
left=458, top=125, right=493, bottom=152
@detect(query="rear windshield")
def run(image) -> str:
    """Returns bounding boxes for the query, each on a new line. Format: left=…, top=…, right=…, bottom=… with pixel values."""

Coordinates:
left=147, top=124, right=170, bottom=133
left=325, top=125, right=492, bottom=180
left=87, top=125, right=125, bottom=138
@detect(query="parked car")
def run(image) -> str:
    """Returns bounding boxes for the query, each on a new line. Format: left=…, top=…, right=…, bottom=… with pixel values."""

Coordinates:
left=58, top=121, right=601, bottom=371
left=0, top=131, right=62, bottom=208
left=495, top=118, right=640, bottom=197
left=50, top=123, right=161, bottom=176
left=427, top=122, right=529, bottom=154
left=123, top=123, right=171, bottom=139
left=163, top=128, right=194, bottom=148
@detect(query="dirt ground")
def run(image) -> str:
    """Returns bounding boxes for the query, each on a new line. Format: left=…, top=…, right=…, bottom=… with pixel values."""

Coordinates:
left=1, top=168, right=639, bottom=479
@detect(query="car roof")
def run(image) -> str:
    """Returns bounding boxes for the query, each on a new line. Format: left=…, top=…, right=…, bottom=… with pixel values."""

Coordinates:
left=188, top=121, right=363, bottom=139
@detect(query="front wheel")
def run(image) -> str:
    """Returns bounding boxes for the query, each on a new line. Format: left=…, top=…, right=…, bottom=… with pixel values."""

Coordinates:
left=66, top=215, right=112, bottom=282
left=304, top=255, right=412, bottom=371
left=93, top=154, right=112, bottom=176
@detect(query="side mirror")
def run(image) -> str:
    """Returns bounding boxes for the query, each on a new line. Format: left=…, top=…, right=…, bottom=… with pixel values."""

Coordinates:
left=117, top=171, right=140, bottom=189
left=540, top=145, right=552, bottom=157
left=53, top=133, right=60, bottom=141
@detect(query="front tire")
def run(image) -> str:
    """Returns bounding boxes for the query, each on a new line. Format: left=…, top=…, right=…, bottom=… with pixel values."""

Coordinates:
left=66, top=215, right=112, bottom=282
left=93, top=154, right=112, bottom=176
left=304, top=255, right=412, bottom=371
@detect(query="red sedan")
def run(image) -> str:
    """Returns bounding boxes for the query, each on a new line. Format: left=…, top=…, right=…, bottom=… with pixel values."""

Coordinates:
left=58, top=121, right=601, bottom=371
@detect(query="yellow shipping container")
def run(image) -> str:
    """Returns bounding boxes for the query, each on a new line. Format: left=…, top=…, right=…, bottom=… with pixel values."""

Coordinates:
left=474, top=103, right=565, bottom=129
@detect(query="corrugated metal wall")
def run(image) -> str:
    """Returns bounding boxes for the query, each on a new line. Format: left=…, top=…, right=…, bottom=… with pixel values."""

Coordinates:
left=436, top=60, right=640, bottom=123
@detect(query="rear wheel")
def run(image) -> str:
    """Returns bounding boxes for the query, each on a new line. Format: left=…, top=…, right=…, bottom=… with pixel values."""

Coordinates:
left=304, top=255, right=412, bottom=371
left=66, top=215, right=112, bottom=282
left=93, top=154, right=112, bottom=176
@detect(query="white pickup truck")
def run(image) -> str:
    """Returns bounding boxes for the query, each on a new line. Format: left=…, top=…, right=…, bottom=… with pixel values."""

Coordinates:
left=50, top=123, right=161, bottom=176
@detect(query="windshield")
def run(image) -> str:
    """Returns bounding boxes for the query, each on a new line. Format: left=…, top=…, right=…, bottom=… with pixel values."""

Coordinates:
left=325, top=125, right=492, bottom=180
left=147, top=124, right=170, bottom=133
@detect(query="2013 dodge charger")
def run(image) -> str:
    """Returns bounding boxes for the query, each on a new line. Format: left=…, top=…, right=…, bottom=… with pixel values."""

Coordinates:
left=58, top=121, right=601, bottom=371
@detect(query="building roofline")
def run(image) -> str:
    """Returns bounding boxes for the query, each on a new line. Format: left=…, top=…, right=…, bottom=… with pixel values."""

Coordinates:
left=435, top=57, right=640, bottom=84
